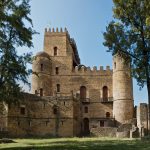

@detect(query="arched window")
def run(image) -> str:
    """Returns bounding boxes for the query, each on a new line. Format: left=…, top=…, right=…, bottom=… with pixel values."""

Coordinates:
left=103, top=86, right=108, bottom=101
left=106, top=112, right=110, bottom=118
left=80, top=86, right=86, bottom=100
left=54, top=47, right=58, bottom=56
left=56, top=67, right=59, bottom=75
left=40, top=88, right=43, bottom=96
left=57, top=84, right=60, bottom=92
left=53, top=108, right=57, bottom=115
left=84, top=106, right=88, bottom=113
left=40, top=64, right=43, bottom=71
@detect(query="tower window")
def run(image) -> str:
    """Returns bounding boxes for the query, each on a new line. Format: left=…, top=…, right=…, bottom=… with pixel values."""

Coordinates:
left=106, top=112, right=110, bottom=118
left=54, top=47, right=58, bottom=56
left=84, top=106, right=88, bottom=113
left=56, top=67, right=59, bottom=75
left=28, top=121, right=31, bottom=127
left=100, top=120, right=104, bottom=127
left=57, top=84, right=60, bottom=92
left=114, top=62, right=116, bottom=69
left=35, top=90, right=38, bottom=95
left=53, top=108, right=57, bottom=115
left=41, top=64, right=43, bottom=71
left=103, top=86, right=108, bottom=102
left=20, top=107, right=25, bottom=115
left=40, top=88, right=43, bottom=96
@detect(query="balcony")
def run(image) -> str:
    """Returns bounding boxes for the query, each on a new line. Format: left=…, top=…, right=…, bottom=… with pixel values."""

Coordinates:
left=100, top=97, right=113, bottom=103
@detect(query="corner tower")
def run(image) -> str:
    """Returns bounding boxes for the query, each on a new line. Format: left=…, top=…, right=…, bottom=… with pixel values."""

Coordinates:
left=113, top=54, right=134, bottom=125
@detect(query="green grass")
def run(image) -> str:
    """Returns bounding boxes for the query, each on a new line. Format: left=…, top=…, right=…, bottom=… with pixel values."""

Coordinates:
left=0, top=137, right=150, bottom=150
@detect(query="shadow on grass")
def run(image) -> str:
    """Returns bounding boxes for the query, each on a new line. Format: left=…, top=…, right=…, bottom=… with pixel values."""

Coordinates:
left=1, top=139, right=150, bottom=150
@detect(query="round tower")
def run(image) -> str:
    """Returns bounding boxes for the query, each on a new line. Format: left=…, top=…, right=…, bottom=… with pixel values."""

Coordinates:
left=32, top=51, right=52, bottom=96
left=113, top=54, right=134, bottom=125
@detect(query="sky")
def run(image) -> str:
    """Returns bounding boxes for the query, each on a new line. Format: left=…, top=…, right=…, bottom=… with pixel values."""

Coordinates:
left=22, top=0, right=148, bottom=105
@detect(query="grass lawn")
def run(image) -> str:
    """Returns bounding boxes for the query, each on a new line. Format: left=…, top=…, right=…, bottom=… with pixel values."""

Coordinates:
left=0, top=137, right=150, bottom=150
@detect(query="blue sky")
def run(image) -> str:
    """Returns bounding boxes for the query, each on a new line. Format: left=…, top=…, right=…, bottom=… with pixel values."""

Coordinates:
left=23, top=0, right=147, bottom=105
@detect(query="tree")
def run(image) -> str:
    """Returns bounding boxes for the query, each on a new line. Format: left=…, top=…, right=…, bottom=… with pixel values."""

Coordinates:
left=0, top=0, right=36, bottom=104
left=103, top=0, right=150, bottom=132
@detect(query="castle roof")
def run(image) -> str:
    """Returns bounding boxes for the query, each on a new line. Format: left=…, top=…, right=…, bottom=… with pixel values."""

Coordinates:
left=35, top=51, right=50, bottom=59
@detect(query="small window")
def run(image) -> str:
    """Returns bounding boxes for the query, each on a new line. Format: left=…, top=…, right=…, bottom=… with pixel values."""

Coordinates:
left=54, top=47, right=58, bottom=56
left=20, top=107, right=25, bottom=115
left=43, top=103, right=46, bottom=109
left=57, top=84, right=60, bottom=92
left=106, top=112, right=110, bottom=118
left=40, top=88, right=43, bottom=96
left=35, top=90, right=38, bottom=95
left=28, top=121, right=31, bottom=127
left=64, top=101, right=65, bottom=106
left=41, top=64, right=43, bottom=71
left=84, top=106, right=88, bottom=113
left=46, top=121, right=49, bottom=126
left=61, top=121, right=64, bottom=125
left=56, top=67, right=59, bottom=75
left=18, top=121, right=20, bottom=126
left=53, top=108, right=57, bottom=115
left=100, top=120, right=104, bottom=127
left=114, top=62, right=116, bottom=69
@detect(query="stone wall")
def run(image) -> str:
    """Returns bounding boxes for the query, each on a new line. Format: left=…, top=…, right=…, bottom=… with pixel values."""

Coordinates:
left=91, top=127, right=117, bottom=137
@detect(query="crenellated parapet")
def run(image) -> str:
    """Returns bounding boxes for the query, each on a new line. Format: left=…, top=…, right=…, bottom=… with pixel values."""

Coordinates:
left=73, top=65, right=112, bottom=75
left=45, top=27, right=69, bottom=34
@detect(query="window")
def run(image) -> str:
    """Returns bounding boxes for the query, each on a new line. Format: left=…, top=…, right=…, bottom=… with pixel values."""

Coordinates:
left=57, top=84, right=60, bottom=92
left=114, top=62, right=116, bottom=69
left=54, top=47, right=58, bottom=56
left=100, top=120, right=104, bottom=127
left=84, top=106, right=88, bottom=113
left=53, top=108, right=57, bottom=115
left=40, top=64, right=43, bottom=71
left=18, top=121, right=20, bottom=126
left=20, top=107, right=25, bottom=115
left=35, top=90, right=38, bottom=95
left=106, top=112, right=110, bottom=118
left=40, top=88, right=43, bottom=96
left=56, top=67, right=59, bottom=75
left=61, top=121, right=64, bottom=125
left=80, top=86, right=86, bottom=100
left=103, top=86, right=108, bottom=102
left=28, top=121, right=31, bottom=127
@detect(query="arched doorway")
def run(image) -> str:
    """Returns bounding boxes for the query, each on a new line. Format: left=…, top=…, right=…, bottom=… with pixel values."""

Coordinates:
left=83, top=118, right=90, bottom=136
left=103, top=86, right=108, bottom=101
left=80, top=86, right=86, bottom=100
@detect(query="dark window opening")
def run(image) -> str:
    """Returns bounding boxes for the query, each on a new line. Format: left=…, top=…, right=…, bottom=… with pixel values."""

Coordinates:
left=54, top=47, right=58, bottom=56
left=56, top=67, right=59, bottom=75
left=41, top=64, right=43, bottom=71
left=35, top=90, right=38, bottom=95
left=103, top=86, right=108, bottom=102
left=18, top=121, right=20, bottom=126
left=28, top=121, right=31, bottom=127
left=40, top=88, right=43, bottom=96
left=53, top=108, right=57, bottom=115
left=20, top=107, right=25, bottom=115
left=64, top=102, right=65, bottom=106
left=106, top=112, right=110, bottom=118
left=100, top=120, right=104, bottom=127
left=61, top=121, right=64, bottom=125
left=84, top=106, right=88, bottom=113
left=57, top=84, right=60, bottom=92
left=80, top=86, right=86, bottom=100
left=114, top=62, right=116, bottom=69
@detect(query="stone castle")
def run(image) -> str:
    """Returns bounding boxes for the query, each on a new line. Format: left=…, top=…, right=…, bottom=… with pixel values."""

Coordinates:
left=0, top=28, right=149, bottom=138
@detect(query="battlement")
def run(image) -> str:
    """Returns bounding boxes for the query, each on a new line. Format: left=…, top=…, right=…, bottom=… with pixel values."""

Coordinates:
left=73, top=65, right=112, bottom=75
left=44, top=27, right=69, bottom=34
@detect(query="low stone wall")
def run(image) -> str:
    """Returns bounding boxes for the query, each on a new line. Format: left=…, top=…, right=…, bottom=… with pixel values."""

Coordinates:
left=90, top=127, right=117, bottom=137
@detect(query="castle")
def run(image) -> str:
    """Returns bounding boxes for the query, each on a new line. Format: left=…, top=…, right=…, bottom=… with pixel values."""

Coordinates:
left=0, top=28, right=148, bottom=138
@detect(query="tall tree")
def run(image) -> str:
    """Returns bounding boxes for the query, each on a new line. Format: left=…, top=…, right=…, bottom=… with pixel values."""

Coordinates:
left=0, top=0, right=36, bottom=104
left=103, top=0, right=150, bottom=132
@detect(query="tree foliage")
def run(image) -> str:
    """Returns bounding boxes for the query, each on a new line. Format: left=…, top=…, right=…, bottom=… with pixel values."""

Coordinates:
left=0, top=0, right=36, bottom=103
left=103, top=0, right=150, bottom=91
